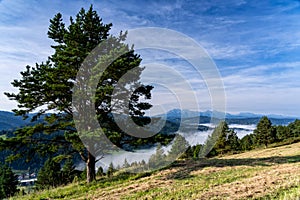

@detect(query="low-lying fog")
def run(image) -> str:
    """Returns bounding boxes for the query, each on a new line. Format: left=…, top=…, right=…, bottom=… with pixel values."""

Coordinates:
left=77, top=124, right=257, bottom=171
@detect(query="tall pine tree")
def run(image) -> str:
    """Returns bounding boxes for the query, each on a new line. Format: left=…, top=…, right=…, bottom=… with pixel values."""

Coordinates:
left=4, top=5, right=152, bottom=183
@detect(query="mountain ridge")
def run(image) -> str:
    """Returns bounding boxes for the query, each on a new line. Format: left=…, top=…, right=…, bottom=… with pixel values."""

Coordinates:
left=0, top=111, right=31, bottom=131
left=0, top=109, right=297, bottom=131
left=157, top=109, right=296, bottom=120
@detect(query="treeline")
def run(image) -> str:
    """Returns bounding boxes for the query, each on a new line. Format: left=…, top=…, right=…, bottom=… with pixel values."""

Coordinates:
left=102, top=116, right=300, bottom=175
left=184, top=116, right=300, bottom=159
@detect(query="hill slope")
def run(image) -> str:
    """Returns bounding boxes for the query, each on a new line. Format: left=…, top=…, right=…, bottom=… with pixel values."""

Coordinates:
left=14, top=142, right=300, bottom=200
left=0, top=111, right=31, bottom=131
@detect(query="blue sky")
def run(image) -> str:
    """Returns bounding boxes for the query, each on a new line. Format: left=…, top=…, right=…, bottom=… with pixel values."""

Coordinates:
left=1, top=0, right=300, bottom=116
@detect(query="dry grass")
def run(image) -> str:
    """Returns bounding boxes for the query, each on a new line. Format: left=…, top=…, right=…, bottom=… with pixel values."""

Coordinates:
left=198, top=164, right=300, bottom=200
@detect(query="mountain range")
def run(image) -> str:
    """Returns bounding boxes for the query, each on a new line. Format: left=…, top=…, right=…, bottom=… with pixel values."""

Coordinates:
left=156, top=109, right=296, bottom=125
left=0, top=111, right=31, bottom=131
left=160, top=109, right=296, bottom=119
left=0, top=109, right=297, bottom=131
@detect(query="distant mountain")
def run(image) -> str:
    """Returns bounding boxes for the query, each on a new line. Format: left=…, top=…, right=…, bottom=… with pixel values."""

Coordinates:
left=163, top=109, right=200, bottom=119
left=232, top=112, right=263, bottom=118
left=199, top=110, right=295, bottom=120
left=0, top=111, right=31, bottom=131
left=157, top=109, right=296, bottom=125
left=0, top=109, right=297, bottom=132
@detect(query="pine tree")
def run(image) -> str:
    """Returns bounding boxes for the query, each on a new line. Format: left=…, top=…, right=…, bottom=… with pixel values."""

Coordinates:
left=213, top=121, right=229, bottom=155
left=35, top=158, right=61, bottom=189
left=192, top=144, right=202, bottom=159
left=240, top=134, right=255, bottom=151
left=123, top=158, right=130, bottom=168
left=148, top=143, right=166, bottom=168
left=227, top=130, right=240, bottom=152
left=96, top=166, right=104, bottom=177
left=275, top=125, right=290, bottom=141
left=199, top=129, right=219, bottom=158
left=107, top=162, right=114, bottom=177
left=254, top=116, right=276, bottom=147
left=288, top=119, right=300, bottom=138
left=199, top=121, right=240, bottom=157
left=4, top=5, right=152, bottom=183
left=168, top=135, right=189, bottom=160
left=61, top=159, right=76, bottom=184
left=0, top=164, right=19, bottom=198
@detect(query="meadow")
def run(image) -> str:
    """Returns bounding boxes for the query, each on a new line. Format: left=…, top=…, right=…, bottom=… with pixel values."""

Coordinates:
left=12, top=142, right=300, bottom=200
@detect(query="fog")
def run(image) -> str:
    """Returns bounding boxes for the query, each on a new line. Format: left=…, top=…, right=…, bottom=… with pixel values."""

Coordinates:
left=77, top=124, right=256, bottom=171
left=199, top=123, right=256, bottom=138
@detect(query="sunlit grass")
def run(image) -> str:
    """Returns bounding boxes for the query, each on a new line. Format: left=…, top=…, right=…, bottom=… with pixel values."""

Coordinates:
left=11, top=142, right=300, bottom=200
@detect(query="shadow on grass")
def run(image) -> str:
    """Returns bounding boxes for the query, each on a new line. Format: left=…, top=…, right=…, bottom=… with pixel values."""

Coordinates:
left=165, top=154, right=300, bottom=180
left=91, top=155, right=300, bottom=184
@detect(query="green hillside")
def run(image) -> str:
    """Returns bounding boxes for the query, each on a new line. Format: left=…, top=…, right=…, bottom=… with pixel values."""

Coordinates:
left=12, top=142, right=300, bottom=200
left=0, top=111, right=31, bottom=131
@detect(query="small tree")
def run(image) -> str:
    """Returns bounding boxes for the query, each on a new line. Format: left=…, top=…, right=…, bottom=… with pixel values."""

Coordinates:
left=80, top=167, right=87, bottom=181
left=123, top=158, right=130, bottom=168
left=240, top=134, right=255, bottom=151
left=213, top=121, right=229, bottom=155
left=96, top=166, right=104, bottom=177
left=199, top=121, right=229, bottom=158
left=35, top=158, right=61, bottom=189
left=107, top=162, right=115, bottom=177
left=210, top=121, right=239, bottom=155
left=227, top=130, right=240, bottom=152
left=61, top=159, right=76, bottom=184
left=148, top=143, right=166, bottom=168
left=254, top=116, right=276, bottom=147
left=0, top=164, right=19, bottom=199
left=192, top=144, right=202, bottom=159
left=168, top=135, right=189, bottom=160
left=288, top=119, right=300, bottom=138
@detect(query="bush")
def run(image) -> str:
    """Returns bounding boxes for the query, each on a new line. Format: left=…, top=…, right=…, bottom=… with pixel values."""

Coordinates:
left=96, top=166, right=104, bottom=177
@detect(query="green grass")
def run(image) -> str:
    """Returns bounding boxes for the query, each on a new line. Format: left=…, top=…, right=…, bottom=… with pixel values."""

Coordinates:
left=11, top=142, right=300, bottom=200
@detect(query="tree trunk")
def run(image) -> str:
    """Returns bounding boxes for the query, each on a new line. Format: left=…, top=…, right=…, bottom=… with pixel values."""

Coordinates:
left=86, top=151, right=96, bottom=183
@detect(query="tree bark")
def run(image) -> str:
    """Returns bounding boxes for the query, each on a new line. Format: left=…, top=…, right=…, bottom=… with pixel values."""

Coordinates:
left=86, top=151, right=96, bottom=183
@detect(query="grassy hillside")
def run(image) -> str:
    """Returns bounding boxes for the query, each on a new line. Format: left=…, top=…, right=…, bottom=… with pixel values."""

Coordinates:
left=12, top=142, right=300, bottom=200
